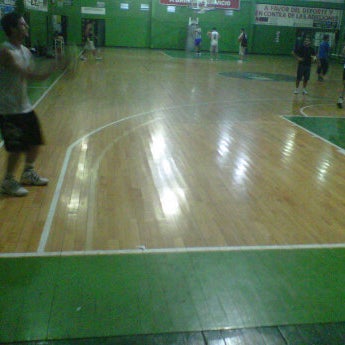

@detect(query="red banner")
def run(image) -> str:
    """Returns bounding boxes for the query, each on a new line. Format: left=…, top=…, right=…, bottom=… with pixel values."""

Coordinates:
left=160, top=0, right=240, bottom=10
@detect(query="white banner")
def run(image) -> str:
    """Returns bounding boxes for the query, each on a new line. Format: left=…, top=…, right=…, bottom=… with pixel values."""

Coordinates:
left=81, top=6, right=106, bottom=14
left=25, top=0, right=48, bottom=12
left=255, top=4, right=342, bottom=29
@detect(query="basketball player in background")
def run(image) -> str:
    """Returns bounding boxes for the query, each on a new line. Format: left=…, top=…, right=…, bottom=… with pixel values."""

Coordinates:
left=207, top=27, right=220, bottom=60
left=337, top=45, right=345, bottom=108
left=292, top=36, right=316, bottom=95
left=0, top=12, right=67, bottom=196
left=238, top=28, right=247, bottom=62
left=80, top=20, right=102, bottom=61
left=194, top=24, right=202, bottom=56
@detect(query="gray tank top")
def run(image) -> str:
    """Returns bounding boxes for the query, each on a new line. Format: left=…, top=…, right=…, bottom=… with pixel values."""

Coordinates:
left=0, top=41, right=33, bottom=114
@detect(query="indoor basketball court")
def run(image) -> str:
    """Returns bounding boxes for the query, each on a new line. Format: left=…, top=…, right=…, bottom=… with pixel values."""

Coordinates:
left=1, top=44, right=345, bottom=343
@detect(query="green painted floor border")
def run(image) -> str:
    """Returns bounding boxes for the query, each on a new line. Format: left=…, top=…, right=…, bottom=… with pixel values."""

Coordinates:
left=284, top=116, right=345, bottom=151
left=5, top=322, right=345, bottom=345
left=1, top=248, right=345, bottom=343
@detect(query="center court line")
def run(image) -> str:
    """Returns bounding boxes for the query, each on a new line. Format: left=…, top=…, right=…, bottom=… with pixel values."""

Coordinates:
left=36, top=98, right=345, bottom=253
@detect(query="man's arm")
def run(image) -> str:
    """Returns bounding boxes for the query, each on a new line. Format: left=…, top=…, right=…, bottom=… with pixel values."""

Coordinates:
left=292, top=50, right=303, bottom=62
left=0, top=47, right=58, bottom=81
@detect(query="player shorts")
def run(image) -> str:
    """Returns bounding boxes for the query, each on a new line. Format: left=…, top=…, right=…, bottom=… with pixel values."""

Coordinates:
left=297, top=64, right=311, bottom=82
left=194, top=38, right=202, bottom=46
left=0, top=111, right=45, bottom=152
left=239, top=45, right=246, bottom=56
left=317, top=58, right=329, bottom=75
left=210, top=43, right=218, bottom=53
left=85, top=41, right=95, bottom=50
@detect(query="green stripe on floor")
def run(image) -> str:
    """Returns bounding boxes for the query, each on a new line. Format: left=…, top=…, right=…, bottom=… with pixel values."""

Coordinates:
left=285, top=116, right=345, bottom=150
left=1, top=248, right=345, bottom=343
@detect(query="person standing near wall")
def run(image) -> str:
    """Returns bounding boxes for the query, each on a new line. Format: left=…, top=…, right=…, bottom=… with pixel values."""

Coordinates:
left=80, top=20, right=102, bottom=61
left=337, top=45, right=345, bottom=108
left=194, top=24, right=202, bottom=56
left=292, top=36, right=316, bottom=95
left=316, top=34, right=330, bottom=82
left=207, top=27, right=220, bottom=60
left=0, top=12, right=67, bottom=196
left=238, top=28, right=247, bottom=62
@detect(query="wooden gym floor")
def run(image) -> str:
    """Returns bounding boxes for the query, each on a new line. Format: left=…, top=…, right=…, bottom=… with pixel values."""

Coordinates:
left=1, top=48, right=345, bottom=344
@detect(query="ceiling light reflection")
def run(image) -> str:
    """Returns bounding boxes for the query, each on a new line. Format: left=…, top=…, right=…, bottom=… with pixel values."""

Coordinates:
left=160, top=187, right=186, bottom=216
left=281, top=132, right=296, bottom=160
left=317, top=160, right=330, bottom=182
left=149, top=130, right=186, bottom=218
left=233, top=154, right=249, bottom=185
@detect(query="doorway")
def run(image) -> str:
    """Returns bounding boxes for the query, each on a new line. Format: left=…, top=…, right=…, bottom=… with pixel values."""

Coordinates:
left=52, top=15, right=68, bottom=42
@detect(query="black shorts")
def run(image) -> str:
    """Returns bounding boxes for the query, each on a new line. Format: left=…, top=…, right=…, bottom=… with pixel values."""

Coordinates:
left=343, top=68, right=345, bottom=81
left=0, top=111, right=45, bottom=152
left=317, top=58, right=329, bottom=75
left=297, top=64, right=311, bottom=82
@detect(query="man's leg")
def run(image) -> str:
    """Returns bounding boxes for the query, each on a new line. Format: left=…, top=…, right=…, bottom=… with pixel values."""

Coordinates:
left=1, top=152, right=28, bottom=197
left=20, top=145, right=49, bottom=186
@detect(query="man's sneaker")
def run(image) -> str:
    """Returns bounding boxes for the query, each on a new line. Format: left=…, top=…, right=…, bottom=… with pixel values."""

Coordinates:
left=20, top=169, right=49, bottom=186
left=294, top=89, right=299, bottom=94
left=337, top=97, right=343, bottom=109
left=1, top=177, right=28, bottom=197
left=303, top=89, right=308, bottom=95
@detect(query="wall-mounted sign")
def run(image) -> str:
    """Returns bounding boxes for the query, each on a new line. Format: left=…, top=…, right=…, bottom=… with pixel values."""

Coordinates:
left=25, top=0, right=48, bottom=12
left=81, top=6, right=106, bottom=14
left=255, top=4, right=342, bottom=29
left=160, top=0, right=240, bottom=10
left=141, top=3, right=149, bottom=11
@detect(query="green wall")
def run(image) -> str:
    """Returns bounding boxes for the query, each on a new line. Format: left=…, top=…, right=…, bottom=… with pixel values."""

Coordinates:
left=0, top=0, right=344, bottom=55
left=151, top=1, right=253, bottom=51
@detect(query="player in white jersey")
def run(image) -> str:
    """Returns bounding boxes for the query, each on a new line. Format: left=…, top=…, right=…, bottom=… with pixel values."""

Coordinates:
left=194, top=24, right=202, bottom=56
left=0, top=12, right=66, bottom=196
left=207, top=27, right=220, bottom=60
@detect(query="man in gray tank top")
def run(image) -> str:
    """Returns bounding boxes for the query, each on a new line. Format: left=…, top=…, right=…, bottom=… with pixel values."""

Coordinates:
left=0, top=12, right=66, bottom=196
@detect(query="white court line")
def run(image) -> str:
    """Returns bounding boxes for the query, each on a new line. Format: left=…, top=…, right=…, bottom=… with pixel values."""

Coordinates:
left=3, top=242, right=345, bottom=258
left=32, top=70, right=67, bottom=108
left=38, top=97, right=284, bottom=253
left=282, top=112, right=345, bottom=155
left=38, top=111, right=167, bottom=252
left=27, top=98, right=345, bottom=253
left=85, top=119, right=161, bottom=249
